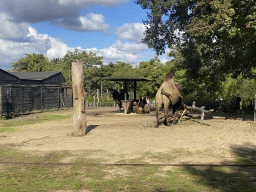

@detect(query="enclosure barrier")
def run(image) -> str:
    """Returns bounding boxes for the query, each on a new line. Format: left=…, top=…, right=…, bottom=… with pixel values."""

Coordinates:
left=0, top=85, right=73, bottom=117
left=1, top=91, right=254, bottom=118
left=86, top=101, right=254, bottom=114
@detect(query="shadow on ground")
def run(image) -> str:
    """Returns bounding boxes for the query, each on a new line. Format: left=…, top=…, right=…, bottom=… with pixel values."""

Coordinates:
left=182, top=143, right=256, bottom=191
left=86, top=125, right=98, bottom=134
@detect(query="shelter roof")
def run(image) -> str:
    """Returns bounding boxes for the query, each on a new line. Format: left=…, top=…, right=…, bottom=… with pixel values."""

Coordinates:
left=9, top=71, right=61, bottom=80
left=102, top=76, right=152, bottom=81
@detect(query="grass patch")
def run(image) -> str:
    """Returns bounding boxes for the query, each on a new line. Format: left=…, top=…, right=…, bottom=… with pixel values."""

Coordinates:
left=0, top=115, right=71, bottom=131
left=144, top=149, right=192, bottom=163
left=36, top=115, right=71, bottom=121
left=0, top=127, right=17, bottom=132
left=0, top=147, right=255, bottom=192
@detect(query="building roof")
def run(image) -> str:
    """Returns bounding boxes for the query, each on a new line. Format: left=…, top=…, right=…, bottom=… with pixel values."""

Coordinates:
left=0, top=68, right=66, bottom=85
left=9, top=71, right=61, bottom=80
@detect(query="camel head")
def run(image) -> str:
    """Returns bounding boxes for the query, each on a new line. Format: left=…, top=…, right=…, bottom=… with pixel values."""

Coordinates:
left=174, top=82, right=182, bottom=91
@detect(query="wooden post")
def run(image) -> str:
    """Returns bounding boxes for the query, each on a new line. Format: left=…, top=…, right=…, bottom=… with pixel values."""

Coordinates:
left=72, top=60, right=87, bottom=136
left=254, top=95, right=256, bottom=122
left=0, top=86, right=2, bottom=119
left=124, top=93, right=127, bottom=114
left=134, top=81, right=137, bottom=100
left=58, top=87, right=60, bottom=109
left=97, top=89, right=100, bottom=102
left=101, top=83, right=103, bottom=99
left=40, top=86, right=43, bottom=111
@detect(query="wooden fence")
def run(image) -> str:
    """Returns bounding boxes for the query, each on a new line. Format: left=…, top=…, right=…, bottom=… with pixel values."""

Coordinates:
left=0, top=85, right=73, bottom=117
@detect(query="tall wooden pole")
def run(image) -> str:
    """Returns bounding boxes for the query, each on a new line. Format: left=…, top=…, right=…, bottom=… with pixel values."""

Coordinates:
left=134, top=81, right=137, bottom=100
left=254, top=95, right=256, bottom=122
left=72, top=60, right=87, bottom=136
left=0, top=86, right=2, bottom=119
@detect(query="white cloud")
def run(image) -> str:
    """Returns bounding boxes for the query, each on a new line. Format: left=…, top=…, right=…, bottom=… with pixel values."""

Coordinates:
left=84, top=40, right=149, bottom=65
left=0, top=7, right=151, bottom=70
left=0, top=12, right=30, bottom=41
left=115, top=23, right=146, bottom=42
left=0, top=0, right=128, bottom=33
left=0, top=0, right=79, bottom=23
left=58, top=0, right=128, bottom=7
left=158, top=48, right=173, bottom=65
left=114, top=40, right=148, bottom=53
left=51, top=13, right=110, bottom=33
left=0, top=24, right=150, bottom=70
left=0, top=0, right=128, bottom=23
left=27, top=27, right=70, bottom=59
left=0, top=26, right=71, bottom=70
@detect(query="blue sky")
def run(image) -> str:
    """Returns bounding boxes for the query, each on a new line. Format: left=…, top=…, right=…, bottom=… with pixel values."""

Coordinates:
left=0, top=0, right=171, bottom=70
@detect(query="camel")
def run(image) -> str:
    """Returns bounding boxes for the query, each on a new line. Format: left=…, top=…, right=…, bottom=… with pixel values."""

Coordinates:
left=111, top=89, right=129, bottom=112
left=155, top=73, right=182, bottom=127
left=133, top=97, right=150, bottom=114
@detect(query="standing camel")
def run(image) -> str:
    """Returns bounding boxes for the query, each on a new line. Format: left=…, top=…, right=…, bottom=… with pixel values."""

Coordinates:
left=155, top=73, right=182, bottom=127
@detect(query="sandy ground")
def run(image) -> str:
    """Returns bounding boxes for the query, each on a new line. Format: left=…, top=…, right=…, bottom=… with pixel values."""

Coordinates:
left=0, top=107, right=256, bottom=164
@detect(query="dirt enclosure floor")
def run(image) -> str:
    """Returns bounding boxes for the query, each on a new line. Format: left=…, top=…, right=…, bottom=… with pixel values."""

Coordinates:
left=1, top=107, right=256, bottom=165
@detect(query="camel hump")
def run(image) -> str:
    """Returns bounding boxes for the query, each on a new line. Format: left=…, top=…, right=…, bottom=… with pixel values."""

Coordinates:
left=164, top=73, right=173, bottom=81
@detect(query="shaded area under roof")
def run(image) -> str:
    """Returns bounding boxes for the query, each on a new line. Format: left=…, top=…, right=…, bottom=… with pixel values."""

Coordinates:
left=102, top=76, right=152, bottom=81
left=102, top=76, right=153, bottom=102
left=9, top=71, right=61, bottom=80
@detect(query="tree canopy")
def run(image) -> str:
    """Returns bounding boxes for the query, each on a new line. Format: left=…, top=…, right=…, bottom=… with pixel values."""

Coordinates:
left=135, top=0, right=256, bottom=78
left=11, top=53, right=53, bottom=72
left=186, top=0, right=256, bottom=48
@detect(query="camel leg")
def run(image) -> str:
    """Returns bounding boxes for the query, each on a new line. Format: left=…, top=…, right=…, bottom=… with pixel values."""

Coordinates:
left=155, top=104, right=160, bottom=128
left=173, top=111, right=177, bottom=124
left=164, top=104, right=170, bottom=126
left=119, top=103, right=122, bottom=112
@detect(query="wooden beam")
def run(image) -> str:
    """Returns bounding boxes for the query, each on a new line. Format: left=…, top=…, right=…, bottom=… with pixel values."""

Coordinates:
left=181, top=101, right=213, bottom=125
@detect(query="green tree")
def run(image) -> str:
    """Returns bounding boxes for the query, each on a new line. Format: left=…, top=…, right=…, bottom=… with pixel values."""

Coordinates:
left=136, top=0, right=256, bottom=52
left=135, top=0, right=196, bottom=55
left=220, top=74, right=256, bottom=105
left=57, top=49, right=103, bottom=85
left=135, top=0, right=256, bottom=78
left=186, top=0, right=256, bottom=48
left=137, top=57, right=165, bottom=98
left=11, top=53, right=53, bottom=72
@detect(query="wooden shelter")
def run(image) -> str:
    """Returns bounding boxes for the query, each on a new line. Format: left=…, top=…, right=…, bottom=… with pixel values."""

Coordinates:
left=102, top=76, right=152, bottom=100
left=0, top=68, right=72, bottom=117
left=102, top=76, right=152, bottom=113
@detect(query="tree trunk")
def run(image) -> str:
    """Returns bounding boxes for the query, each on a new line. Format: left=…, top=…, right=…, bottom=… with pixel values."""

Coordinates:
left=72, top=60, right=87, bottom=136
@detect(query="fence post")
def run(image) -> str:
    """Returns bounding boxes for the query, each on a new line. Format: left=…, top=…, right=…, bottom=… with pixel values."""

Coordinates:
left=254, top=95, right=256, bottom=122
left=124, top=93, right=127, bottom=114
left=72, top=60, right=87, bottom=136
left=41, top=86, right=45, bottom=110
left=58, top=87, right=60, bottom=109
left=21, top=86, right=24, bottom=114
left=0, top=86, right=2, bottom=119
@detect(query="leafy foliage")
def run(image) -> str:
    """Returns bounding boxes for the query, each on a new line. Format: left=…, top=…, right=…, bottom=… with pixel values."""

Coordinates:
left=135, top=0, right=196, bottom=55
left=137, top=57, right=165, bottom=97
left=11, top=53, right=53, bottom=72
left=135, top=0, right=256, bottom=79
left=57, top=49, right=103, bottom=85
left=186, top=0, right=256, bottom=48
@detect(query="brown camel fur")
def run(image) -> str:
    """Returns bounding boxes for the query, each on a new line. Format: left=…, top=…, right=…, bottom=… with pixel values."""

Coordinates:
left=155, top=73, right=182, bottom=127
left=133, top=97, right=150, bottom=114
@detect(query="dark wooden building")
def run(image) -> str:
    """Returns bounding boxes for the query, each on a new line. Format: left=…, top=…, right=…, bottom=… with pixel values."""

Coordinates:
left=0, top=69, right=73, bottom=117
